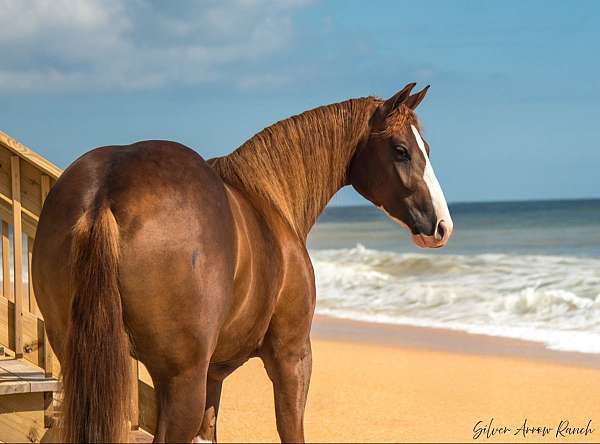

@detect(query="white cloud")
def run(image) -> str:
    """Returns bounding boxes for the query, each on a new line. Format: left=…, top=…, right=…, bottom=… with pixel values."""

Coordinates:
left=0, top=0, right=311, bottom=93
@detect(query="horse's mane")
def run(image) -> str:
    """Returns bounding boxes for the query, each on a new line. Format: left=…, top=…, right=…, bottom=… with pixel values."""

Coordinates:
left=211, top=96, right=418, bottom=237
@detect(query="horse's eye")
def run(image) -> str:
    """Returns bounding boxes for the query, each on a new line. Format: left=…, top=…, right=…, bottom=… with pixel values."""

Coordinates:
left=394, top=145, right=411, bottom=162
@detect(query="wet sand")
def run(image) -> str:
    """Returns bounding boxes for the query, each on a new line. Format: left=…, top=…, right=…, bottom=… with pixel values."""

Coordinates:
left=217, top=316, right=600, bottom=443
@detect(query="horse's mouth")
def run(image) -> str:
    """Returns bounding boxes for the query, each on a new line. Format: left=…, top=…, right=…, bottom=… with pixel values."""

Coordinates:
left=411, top=233, right=448, bottom=249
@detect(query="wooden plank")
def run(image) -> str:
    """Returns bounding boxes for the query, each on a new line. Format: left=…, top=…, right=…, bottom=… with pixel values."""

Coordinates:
left=139, top=361, right=153, bottom=386
left=40, top=175, right=50, bottom=204
left=0, top=146, right=12, bottom=205
left=138, top=380, right=156, bottom=435
left=27, top=237, right=37, bottom=316
left=43, top=335, right=54, bottom=378
left=0, top=293, right=11, bottom=350
left=11, top=156, right=23, bottom=358
left=138, top=362, right=156, bottom=434
left=51, top=344, right=60, bottom=377
left=40, top=174, right=54, bottom=378
left=0, top=286, right=44, bottom=367
left=0, top=365, right=29, bottom=395
left=0, top=391, right=46, bottom=443
left=130, top=428, right=154, bottom=443
left=0, top=198, right=36, bottom=239
left=0, top=358, right=58, bottom=393
left=19, top=161, right=43, bottom=219
left=0, top=131, right=62, bottom=179
left=0, top=191, right=39, bottom=222
left=1, top=221, right=10, bottom=302
left=130, top=359, right=140, bottom=430
left=43, top=391, right=54, bottom=429
left=0, top=380, right=29, bottom=395
left=0, top=358, right=40, bottom=374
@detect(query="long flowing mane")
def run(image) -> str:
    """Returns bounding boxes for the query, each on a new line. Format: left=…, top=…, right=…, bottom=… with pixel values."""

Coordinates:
left=211, top=97, right=381, bottom=237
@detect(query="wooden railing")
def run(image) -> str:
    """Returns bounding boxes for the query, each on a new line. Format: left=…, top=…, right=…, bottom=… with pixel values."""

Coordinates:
left=0, top=131, right=60, bottom=377
left=0, top=131, right=154, bottom=435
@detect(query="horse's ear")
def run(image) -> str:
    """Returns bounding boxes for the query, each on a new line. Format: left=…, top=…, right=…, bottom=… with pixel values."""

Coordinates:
left=405, top=85, right=430, bottom=110
left=381, top=82, right=416, bottom=116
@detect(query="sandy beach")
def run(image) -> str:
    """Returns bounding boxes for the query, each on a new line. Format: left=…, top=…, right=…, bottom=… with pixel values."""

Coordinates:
left=215, top=316, right=600, bottom=443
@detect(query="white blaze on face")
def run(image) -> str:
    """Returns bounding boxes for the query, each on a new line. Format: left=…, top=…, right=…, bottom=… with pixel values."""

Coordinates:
left=410, top=125, right=453, bottom=232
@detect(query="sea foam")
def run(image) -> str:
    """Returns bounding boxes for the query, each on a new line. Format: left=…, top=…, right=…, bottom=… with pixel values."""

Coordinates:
left=311, top=244, right=600, bottom=353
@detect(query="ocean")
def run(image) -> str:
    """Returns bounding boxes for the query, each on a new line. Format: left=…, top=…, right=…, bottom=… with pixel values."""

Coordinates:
left=307, top=199, right=600, bottom=354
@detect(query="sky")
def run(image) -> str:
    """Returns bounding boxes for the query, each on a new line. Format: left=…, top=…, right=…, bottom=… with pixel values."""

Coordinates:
left=1, top=0, right=599, bottom=205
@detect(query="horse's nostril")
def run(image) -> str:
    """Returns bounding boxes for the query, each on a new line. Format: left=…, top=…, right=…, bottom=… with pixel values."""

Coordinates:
left=435, top=220, right=446, bottom=242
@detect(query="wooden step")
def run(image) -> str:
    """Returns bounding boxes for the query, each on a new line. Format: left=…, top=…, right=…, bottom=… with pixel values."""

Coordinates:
left=130, top=428, right=154, bottom=443
left=0, top=358, right=59, bottom=395
left=0, top=358, right=58, bottom=443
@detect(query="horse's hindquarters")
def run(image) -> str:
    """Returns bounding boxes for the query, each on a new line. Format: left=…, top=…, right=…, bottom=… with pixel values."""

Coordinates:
left=32, top=140, right=242, bottom=441
left=33, top=141, right=238, bottom=371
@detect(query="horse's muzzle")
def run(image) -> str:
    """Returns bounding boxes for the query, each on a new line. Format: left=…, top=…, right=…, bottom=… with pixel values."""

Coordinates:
left=411, top=219, right=453, bottom=248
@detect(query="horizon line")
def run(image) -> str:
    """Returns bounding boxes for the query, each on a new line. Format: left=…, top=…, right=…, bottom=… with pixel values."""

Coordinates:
left=328, top=196, right=600, bottom=208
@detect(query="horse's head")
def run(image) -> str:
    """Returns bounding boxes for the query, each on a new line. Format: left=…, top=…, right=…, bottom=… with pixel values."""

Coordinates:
left=349, top=83, right=453, bottom=248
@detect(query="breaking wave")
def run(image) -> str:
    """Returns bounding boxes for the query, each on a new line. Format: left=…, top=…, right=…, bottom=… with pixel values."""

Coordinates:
left=311, top=244, right=600, bottom=353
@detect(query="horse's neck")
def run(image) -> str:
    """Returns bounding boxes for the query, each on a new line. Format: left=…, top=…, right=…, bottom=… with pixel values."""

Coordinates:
left=212, top=98, right=378, bottom=239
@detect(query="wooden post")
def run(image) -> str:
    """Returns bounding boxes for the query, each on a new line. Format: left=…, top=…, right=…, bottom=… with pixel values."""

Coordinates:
left=40, top=174, right=53, bottom=377
left=27, top=237, right=38, bottom=315
left=44, top=391, right=54, bottom=429
left=40, top=175, right=50, bottom=202
left=2, top=221, right=11, bottom=302
left=11, top=156, right=23, bottom=358
left=129, top=358, right=140, bottom=430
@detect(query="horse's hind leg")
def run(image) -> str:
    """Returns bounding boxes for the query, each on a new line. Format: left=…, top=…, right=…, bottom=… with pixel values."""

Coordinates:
left=196, top=375, right=223, bottom=443
left=152, top=361, right=209, bottom=443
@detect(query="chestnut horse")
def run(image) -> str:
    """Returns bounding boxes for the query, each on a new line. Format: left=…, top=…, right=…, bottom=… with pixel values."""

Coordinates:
left=32, top=83, right=453, bottom=443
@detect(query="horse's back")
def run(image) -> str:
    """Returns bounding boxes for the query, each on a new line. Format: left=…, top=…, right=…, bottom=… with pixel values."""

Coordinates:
left=33, top=141, right=236, bottom=370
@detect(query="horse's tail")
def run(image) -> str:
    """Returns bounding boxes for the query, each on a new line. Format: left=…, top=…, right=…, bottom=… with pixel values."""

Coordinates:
left=62, top=204, right=130, bottom=443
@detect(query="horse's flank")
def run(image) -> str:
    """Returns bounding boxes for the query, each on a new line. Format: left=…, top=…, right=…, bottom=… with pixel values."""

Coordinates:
left=212, top=97, right=417, bottom=238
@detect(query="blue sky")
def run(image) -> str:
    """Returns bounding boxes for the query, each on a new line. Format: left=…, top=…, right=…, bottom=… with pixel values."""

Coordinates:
left=1, top=0, right=599, bottom=205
